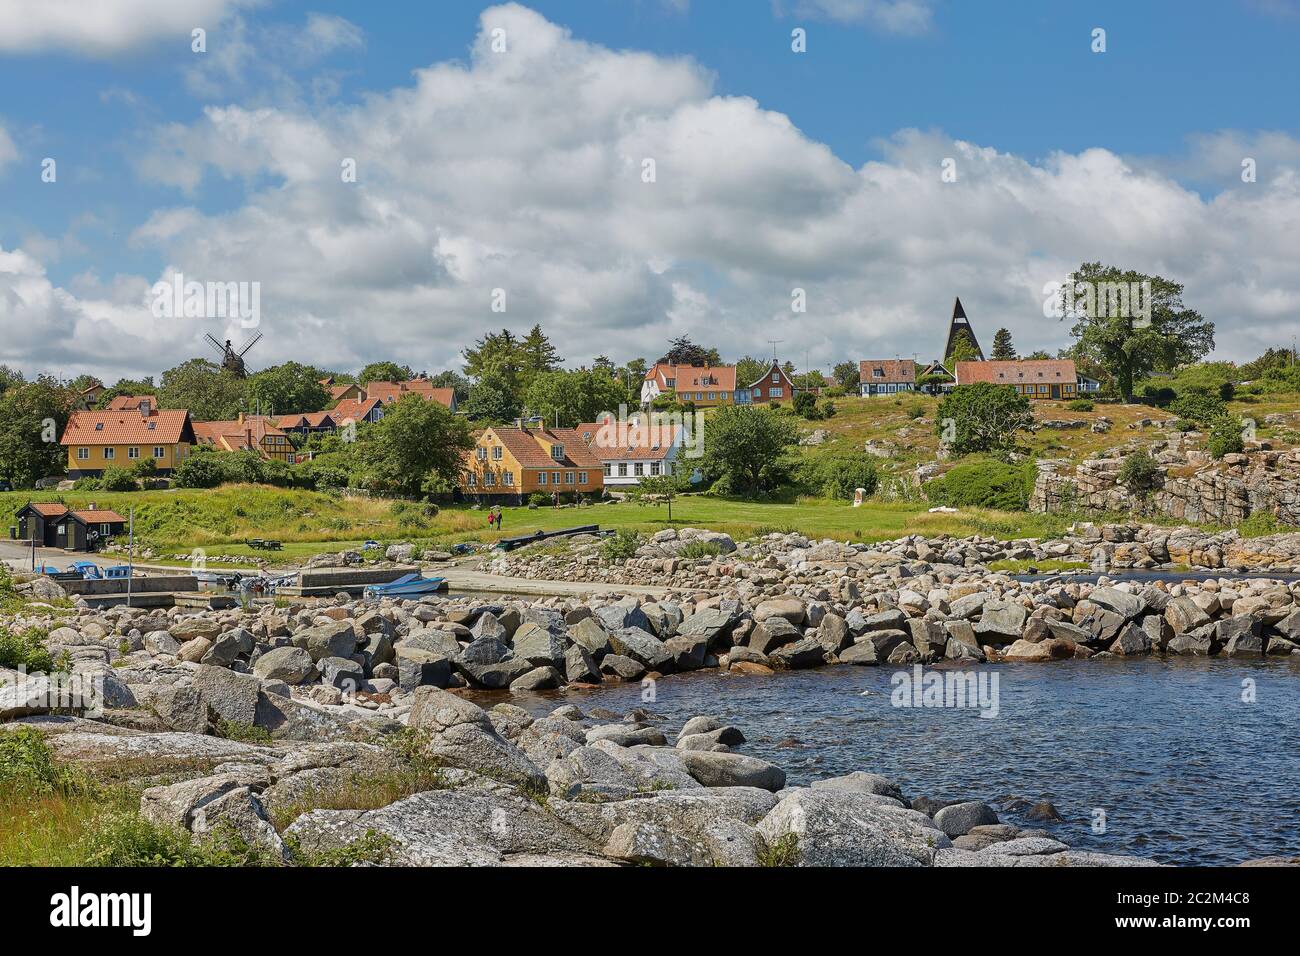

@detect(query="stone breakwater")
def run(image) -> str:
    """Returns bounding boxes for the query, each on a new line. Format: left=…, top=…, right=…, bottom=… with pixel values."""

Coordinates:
left=493, top=526, right=1300, bottom=588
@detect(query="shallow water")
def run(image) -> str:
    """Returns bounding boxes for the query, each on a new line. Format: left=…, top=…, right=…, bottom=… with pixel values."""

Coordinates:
left=509, top=658, right=1300, bottom=865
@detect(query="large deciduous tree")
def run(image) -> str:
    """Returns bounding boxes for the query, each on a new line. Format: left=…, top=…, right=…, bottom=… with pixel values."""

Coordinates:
left=353, top=394, right=472, bottom=495
left=700, top=405, right=798, bottom=498
left=1063, top=262, right=1214, bottom=402
left=246, top=362, right=329, bottom=415
left=0, top=377, right=75, bottom=487
left=935, top=382, right=1034, bottom=456
left=158, top=359, right=246, bottom=421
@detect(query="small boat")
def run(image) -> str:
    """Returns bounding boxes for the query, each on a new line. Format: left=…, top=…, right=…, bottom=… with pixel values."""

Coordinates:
left=102, top=565, right=133, bottom=579
left=71, top=561, right=103, bottom=580
left=364, top=574, right=447, bottom=598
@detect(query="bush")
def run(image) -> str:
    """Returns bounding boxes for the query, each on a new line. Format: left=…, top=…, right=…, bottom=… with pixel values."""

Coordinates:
left=678, top=540, right=725, bottom=560
left=0, top=626, right=55, bottom=674
left=1066, top=399, right=1094, bottom=412
left=797, top=451, right=879, bottom=500
left=792, top=391, right=821, bottom=419
left=1206, top=416, right=1245, bottom=459
left=0, top=726, right=61, bottom=791
left=1169, top=392, right=1226, bottom=426
left=924, top=459, right=1036, bottom=510
left=528, top=492, right=552, bottom=507
left=1118, top=451, right=1160, bottom=490
left=172, top=453, right=226, bottom=489
left=600, top=529, right=641, bottom=562
left=98, top=467, right=138, bottom=492
left=1239, top=511, right=1285, bottom=537
left=935, top=383, right=1034, bottom=456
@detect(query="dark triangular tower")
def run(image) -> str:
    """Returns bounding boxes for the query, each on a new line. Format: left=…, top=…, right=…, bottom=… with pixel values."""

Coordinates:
left=943, top=296, right=984, bottom=362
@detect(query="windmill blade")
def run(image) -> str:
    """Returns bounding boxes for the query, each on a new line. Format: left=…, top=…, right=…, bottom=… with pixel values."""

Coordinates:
left=238, top=331, right=263, bottom=356
left=204, top=333, right=225, bottom=352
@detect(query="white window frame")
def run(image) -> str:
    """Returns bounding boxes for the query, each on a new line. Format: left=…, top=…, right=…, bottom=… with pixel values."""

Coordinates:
left=538, top=471, right=547, bottom=485
left=77, top=447, right=89, bottom=460
left=103, top=447, right=115, bottom=460
left=565, top=471, right=575, bottom=485
left=128, top=446, right=140, bottom=459
left=578, top=472, right=588, bottom=484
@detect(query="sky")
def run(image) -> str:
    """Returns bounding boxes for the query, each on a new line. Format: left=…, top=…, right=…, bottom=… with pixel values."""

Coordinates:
left=1, top=0, right=1299, bottom=383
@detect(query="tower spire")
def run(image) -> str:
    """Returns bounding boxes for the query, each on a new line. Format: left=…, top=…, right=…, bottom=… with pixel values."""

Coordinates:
left=944, top=296, right=984, bottom=362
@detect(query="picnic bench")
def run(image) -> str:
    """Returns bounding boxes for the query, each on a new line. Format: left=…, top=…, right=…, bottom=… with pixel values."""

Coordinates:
left=245, top=539, right=283, bottom=551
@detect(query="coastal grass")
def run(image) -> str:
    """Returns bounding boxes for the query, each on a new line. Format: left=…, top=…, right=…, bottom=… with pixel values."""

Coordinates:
left=985, top=558, right=1092, bottom=574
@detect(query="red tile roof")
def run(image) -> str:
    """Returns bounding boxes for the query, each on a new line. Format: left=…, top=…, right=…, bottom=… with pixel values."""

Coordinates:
left=328, top=383, right=359, bottom=401
left=331, top=397, right=381, bottom=423
left=61, top=408, right=193, bottom=446
left=645, top=364, right=737, bottom=392
left=192, top=416, right=288, bottom=454
left=955, top=359, right=1077, bottom=386
left=486, top=427, right=602, bottom=470
left=575, top=420, right=681, bottom=461
left=278, top=411, right=336, bottom=429
left=68, top=509, right=126, bottom=524
left=25, top=503, right=68, bottom=517
left=106, top=395, right=158, bottom=410
left=364, top=379, right=455, bottom=408
left=859, top=359, right=915, bottom=384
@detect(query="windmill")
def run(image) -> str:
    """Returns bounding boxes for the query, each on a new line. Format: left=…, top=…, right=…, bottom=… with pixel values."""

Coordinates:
left=205, top=331, right=263, bottom=378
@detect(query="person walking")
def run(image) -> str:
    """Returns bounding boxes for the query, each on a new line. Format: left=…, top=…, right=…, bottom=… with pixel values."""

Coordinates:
left=495, top=506, right=503, bottom=529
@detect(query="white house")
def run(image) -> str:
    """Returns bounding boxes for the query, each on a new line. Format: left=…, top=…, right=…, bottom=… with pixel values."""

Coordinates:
left=575, top=414, right=696, bottom=488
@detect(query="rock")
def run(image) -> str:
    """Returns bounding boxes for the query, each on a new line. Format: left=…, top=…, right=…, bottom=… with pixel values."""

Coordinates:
left=143, top=630, right=180, bottom=656
left=299, top=621, right=358, bottom=662
left=599, top=654, right=646, bottom=681
left=563, top=644, right=601, bottom=684
left=252, top=646, right=315, bottom=684
left=1002, top=639, right=1055, bottom=662
left=318, top=656, right=364, bottom=691
left=816, top=612, right=851, bottom=653
left=200, top=631, right=246, bottom=667
left=585, top=724, right=668, bottom=747
left=1165, top=596, right=1211, bottom=634
left=510, top=666, right=563, bottom=691
left=395, top=645, right=452, bottom=691
left=973, top=602, right=1026, bottom=643
left=407, top=688, right=544, bottom=788
left=177, top=637, right=213, bottom=663
left=757, top=789, right=950, bottom=866
left=1086, top=587, right=1145, bottom=621
left=568, top=618, right=612, bottom=658
left=604, top=821, right=714, bottom=867
left=510, top=622, right=566, bottom=667
left=132, top=684, right=208, bottom=733
left=677, top=750, right=785, bottom=791
left=676, top=609, right=733, bottom=643
left=193, top=664, right=261, bottom=725
left=1109, top=623, right=1152, bottom=656
left=171, top=618, right=222, bottom=643
left=933, top=800, right=999, bottom=837
left=753, top=598, right=805, bottom=626
left=594, top=602, right=651, bottom=634
left=546, top=740, right=700, bottom=801
left=811, top=771, right=904, bottom=802
left=607, top=628, right=673, bottom=671
left=663, top=633, right=709, bottom=670
left=1166, top=628, right=1216, bottom=656
left=768, top=638, right=827, bottom=670
left=0, top=675, right=90, bottom=718
left=1026, top=800, right=1064, bottom=822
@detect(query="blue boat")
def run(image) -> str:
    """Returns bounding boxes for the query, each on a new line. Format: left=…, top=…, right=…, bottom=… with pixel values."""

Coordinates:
left=103, top=565, right=133, bottom=579
left=71, top=561, right=103, bottom=580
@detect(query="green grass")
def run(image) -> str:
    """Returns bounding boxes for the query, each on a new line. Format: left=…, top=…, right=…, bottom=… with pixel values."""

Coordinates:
left=985, top=558, right=1091, bottom=573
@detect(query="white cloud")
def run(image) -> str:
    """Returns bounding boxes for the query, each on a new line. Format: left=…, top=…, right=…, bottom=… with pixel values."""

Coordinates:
left=8, top=3, right=1300, bottom=382
left=0, top=122, right=16, bottom=168
left=779, top=0, right=935, bottom=34
left=0, top=0, right=265, bottom=57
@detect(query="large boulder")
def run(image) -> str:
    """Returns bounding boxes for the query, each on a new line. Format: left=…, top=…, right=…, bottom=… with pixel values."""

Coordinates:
left=298, top=621, right=358, bottom=662
left=933, top=800, right=999, bottom=837
left=193, top=664, right=260, bottom=725
left=510, top=623, right=566, bottom=668
left=545, top=740, right=700, bottom=801
left=408, top=688, right=544, bottom=788
left=757, top=789, right=950, bottom=866
left=568, top=618, right=612, bottom=658
left=677, top=750, right=786, bottom=791
left=252, top=646, right=315, bottom=684
left=607, top=628, right=673, bottom=671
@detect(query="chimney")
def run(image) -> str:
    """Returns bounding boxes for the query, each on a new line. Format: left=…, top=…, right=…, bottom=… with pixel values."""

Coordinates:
left=237, top=412, right=245, bottom=425
left=88, top=502, right=96, bottom=511
left=139, top=398, right=151, bottom=417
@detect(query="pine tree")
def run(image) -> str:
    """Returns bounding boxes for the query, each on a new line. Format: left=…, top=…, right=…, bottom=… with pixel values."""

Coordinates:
left=520, top=324, right=563, bottom=374
left=991, top=328, right=1016, bottom=360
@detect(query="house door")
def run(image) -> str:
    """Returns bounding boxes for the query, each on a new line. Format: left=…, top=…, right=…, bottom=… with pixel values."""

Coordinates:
left=44, top=520, right=59, bottom=547
left=1050, top=384, right=1061, bottom=399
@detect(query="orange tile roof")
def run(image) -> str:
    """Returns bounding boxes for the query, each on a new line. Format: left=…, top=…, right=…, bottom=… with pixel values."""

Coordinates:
left=487, top=427, right=601, bottom=470
left=646, top=364, right=737, bottom=392
left=575, top=420, right=681, bottom=461
left=364, top=379, right=454, bottom=408
left=278, top=411, right=336, bottom=429
left=25, top=503, right=68, bottom=517
left=859, top=359, right=915, bottom=384
left=61, top=408, right=192, bottom=446
left=955, top=359, right=1077, bottom=386
left=331, top=397, right=381, bottom=423
left=106, top=395, right=158, bottom=410
left=328, top=383, right=359, bottom=401
left=68, top=509, right=126, bottom=524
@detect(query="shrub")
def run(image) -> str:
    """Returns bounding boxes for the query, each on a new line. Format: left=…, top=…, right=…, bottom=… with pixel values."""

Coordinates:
left=792, top=391, right=821, bottom=419
left=797, top=451, right=879, bottom=500
left=0, top=726, right=61, bottom=792
left=1066, top=399, right=1094, bottom=412
left=99, top=467, right=138, bottom=492
left=1118, top=451, right=1160, bottom=490
left=528, top=492, right=551, bottom=507
left=1169, top=392, right=1226, bottom=426
left=600, top=529, right=641, bottom=562
left=1239, top=511, right=1284, bottom=537
left=935, top=384, right=1034, bottom=456
left=924, top=459, right=1036, bottom=510
left=1206, top=416, right=1245, bottom=459
left=908, top=404, right=926, bottom=419
left=0, top=626, right=55, bottom=674
left=172, top=453, right=226, bottom=489
left=678, top=540, right=725, bottom=560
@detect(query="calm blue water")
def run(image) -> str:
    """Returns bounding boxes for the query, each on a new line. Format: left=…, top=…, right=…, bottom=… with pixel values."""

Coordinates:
left=511, top=658, right=1300, bottom=865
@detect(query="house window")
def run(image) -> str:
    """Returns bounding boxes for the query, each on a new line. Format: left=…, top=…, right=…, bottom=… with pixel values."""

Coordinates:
left=1038, top=385, right=1047, bottom=394
left=77, top=447, right=89, bottom=460
left=618, top=463, right=628, bottom=477
left=538, top=471, right=547, bottom=485
left=771, top=372, right=779, bottom=383
left=94, top=423, right=104, bottom=431
left=578, top=472, right=588, bottom=484
left=650, top=461, right=661, bottom=476
left=103, top=447, right=115, bottom=460
left=565, top=472, right=575, bottom=484
left=504, top=472, right=514, bottom=487
left=550, top=445, right=564, bottom=460
left=603, top=463, right=612, bottom=477
left=770, top=387, right=783, bottom=398
left=721, top=392, right=729, bottom=400
left=146, top=421, right=156, bottom=430
left=634, top=463, right=644, bottom=477
left=708, top=392, right=715, bottom=401
left=873, top=368, right=884, bottom=378
left=484, top=472, right=496, bottom=487
left=492, top=446, right=503, bottom=460
left=551, top=471, right=560, bottom=485
left=100, top=524, right=111, bottom=535
left=128, top=447, right=140, bottom=459
left=467, top=473, right=477, bottom=486
left=476, top=447, right=487, bottom=461
left=57, top=524, right=66, bottom=536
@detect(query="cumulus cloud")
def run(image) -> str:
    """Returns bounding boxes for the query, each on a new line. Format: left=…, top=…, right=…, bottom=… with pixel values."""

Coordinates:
left=778, top=0, right=935, bottom=34
left=0, top=122, right=16, bottom=168
left=0, top=0, right=265, bottom=57
left=6, top=2, right=1300, bottom=381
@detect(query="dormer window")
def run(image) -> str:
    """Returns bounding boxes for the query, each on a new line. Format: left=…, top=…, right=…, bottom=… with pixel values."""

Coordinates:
left=551, top=445, right=564, bottom=460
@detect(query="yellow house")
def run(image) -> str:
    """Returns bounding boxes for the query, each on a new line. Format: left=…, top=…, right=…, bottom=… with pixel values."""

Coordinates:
left=462, top=425, right=603, bottom=503
left=61, top=400, right=196, bottom=478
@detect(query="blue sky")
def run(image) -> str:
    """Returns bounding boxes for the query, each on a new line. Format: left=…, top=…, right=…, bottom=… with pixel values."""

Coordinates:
left=1, top=0, right=1299, bottom=379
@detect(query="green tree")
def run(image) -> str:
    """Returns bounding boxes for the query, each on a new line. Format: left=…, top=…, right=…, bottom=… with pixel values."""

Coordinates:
left=700, top=406, right=798, bottom=498
left=735, top=356, right=767, bottom=388
left=0, top=377, right=74, bottom=487
left=936, top=383, right=1034, bottom=456
left=520, top=325, right=563, bottom=377
left=525, top=370, right=632, bottom=428
left=792, top=390, right=822, bottom=420
left=245, top=362, right=329, bottom=416
left=1206, top=416, right=1245, bottom=459
left=946, top=333, right=981, bottom=367
left=0, top=365, right=25, bottom=397
left=359, top=362, right=413, bottom=385
left=991, top=328, right=1017, bottom=360
left=832, top=361, right=861, bottom=389
left=658, top=336, right=719, bottom=367
left=1064, top=262, right=1215, bottom=402
left=158, top=359, right=245, bottom=421
left=353, top=394, right=473, bottom=495
left=630, top=468, right=691, bottom=521
left=461, top=374, right=519, bottom=423
left=94, top=377, right=156, bottom=409
left=428, top=370, right=471, bottom=403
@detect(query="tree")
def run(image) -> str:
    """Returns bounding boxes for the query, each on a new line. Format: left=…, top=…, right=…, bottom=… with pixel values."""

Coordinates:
left=935, top=383, right=1034, bottom=456
left=520, top=325, right=563, bottom=377
left=658, top=336, right=718, bottom=367
left=158, top=359, right=246, bottom=421
left=428, top=370, right=471, bottom=403
left=946, top=333, right=981, bottom=367
left=832, top=361, right=861, bottom=389
left=1022, top=349, right=1053, bottom=361
left=591, top=355, right=616, bottom=376
left=359, top=362, right=413, bottom=385
left=1064, top=262, right=1215, bottom=402
left=797, top=450, right=878, bottom=499
left=700, top=406, right=798, bottom=498
left=622, top=358, right=648, bottom=384
left=630, top=468, right=691, bottom=521
left=99, top=466, right=139, bottom=492
left=1240, top=347, right=1293, bottom=380
left=0, top=377, right=74, bottom=487
left=462, top=376, right=518, bottom=424
left=0, top=365, right=24, bottom=397
left=525, top=370, right=632, bottom=428
left=246, top=362, right=329, bottom=415
left=735, top=356, right=767, bottom=388
left=792, top=391, right=821, bottom=420
left=991, top=328, right=1017, bottom=361
left=352, top=394, right=473, bottom=495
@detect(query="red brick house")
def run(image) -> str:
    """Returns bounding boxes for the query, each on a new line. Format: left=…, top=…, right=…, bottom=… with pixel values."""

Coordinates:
left=743, top=360, right=798, bottom=404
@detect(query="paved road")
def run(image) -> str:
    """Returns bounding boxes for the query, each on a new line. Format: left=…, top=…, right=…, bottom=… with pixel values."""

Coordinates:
left=438, top=562, right=694, bottom=599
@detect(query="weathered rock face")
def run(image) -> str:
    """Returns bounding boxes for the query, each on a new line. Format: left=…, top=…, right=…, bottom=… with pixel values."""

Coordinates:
left=757, top=789, right=952, bottom=867
left=1033, top=447, right=1300, bottom=533
left=407, top=687, right=544, bottom=788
